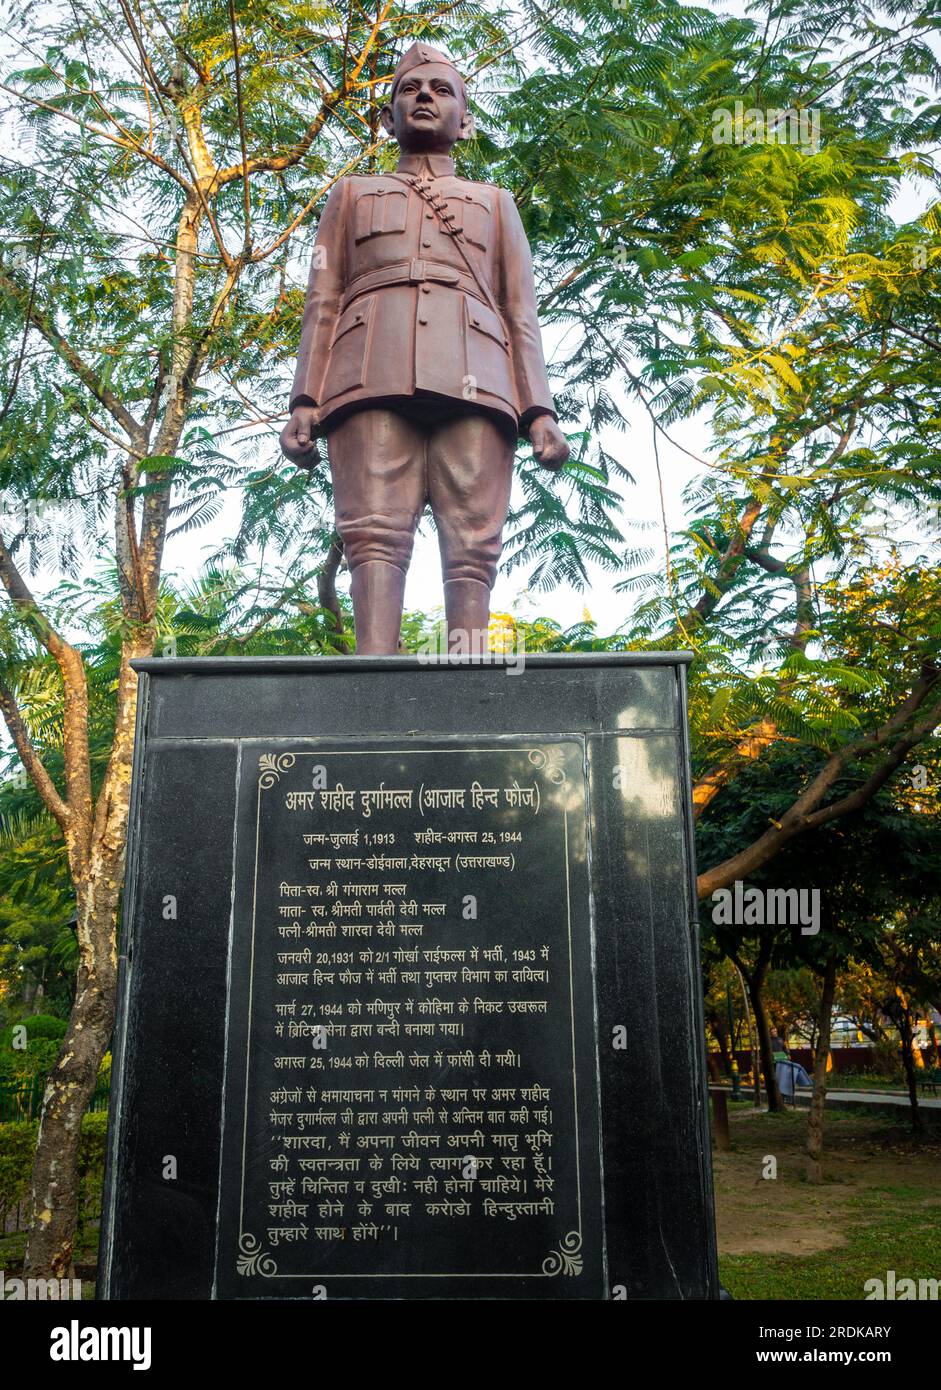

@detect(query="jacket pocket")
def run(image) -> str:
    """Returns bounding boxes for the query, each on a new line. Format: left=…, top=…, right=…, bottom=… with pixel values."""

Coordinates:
left=462, top=296, right=513, bottom=405
left=353, top=188, right=409, bottom=242
left=446, top=191, right=491, bottom=250
left=324, top=295, right=375, bottom=397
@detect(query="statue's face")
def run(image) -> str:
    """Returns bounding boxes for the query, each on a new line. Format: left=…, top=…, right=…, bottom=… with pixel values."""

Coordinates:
left=381, top=62, right=472, bottom=152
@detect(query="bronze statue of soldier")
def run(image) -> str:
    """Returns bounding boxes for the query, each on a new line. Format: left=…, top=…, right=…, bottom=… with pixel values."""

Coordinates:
left=280, top=42, right=569, bottom=654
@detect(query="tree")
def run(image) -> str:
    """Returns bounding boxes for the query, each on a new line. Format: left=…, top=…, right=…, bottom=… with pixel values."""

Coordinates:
left=762, top=966, right=821, bottom=1048
left=489, top=1, right=941, bottom=888
left=699, top=725, right=941, bottom=1168
left=839, top=921, right=941, bottom=1133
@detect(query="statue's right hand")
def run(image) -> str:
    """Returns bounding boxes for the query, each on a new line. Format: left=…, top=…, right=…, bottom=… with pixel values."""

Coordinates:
left=280, top=406, right=321, bottom=467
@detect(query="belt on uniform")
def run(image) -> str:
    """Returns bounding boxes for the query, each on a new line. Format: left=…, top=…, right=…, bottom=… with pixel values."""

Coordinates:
left=340, top=259, right=493, bottom=312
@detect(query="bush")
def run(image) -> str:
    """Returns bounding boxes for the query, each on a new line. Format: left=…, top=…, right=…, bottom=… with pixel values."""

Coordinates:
left=0, top=1121, right=35, bottom=1224
left=0, top=1014, right=68, bottom=1080
left=869, top=1039, right=904, bottom=1079
left=76, top=1112, right=108, bottom=1247
left=13, top=1014, right=68, bottom=1041
left=0, top=1110, right=109, bottom=1240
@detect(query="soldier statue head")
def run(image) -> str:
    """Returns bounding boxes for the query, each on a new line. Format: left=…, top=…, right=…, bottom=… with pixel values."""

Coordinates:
left=380, top=43, right=475, bottom=154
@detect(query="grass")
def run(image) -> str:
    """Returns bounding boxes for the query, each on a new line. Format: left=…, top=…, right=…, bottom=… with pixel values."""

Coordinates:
left=828, top=1073, right=917, bottom=1093
left=715, top=1108, right=941, bottom=1299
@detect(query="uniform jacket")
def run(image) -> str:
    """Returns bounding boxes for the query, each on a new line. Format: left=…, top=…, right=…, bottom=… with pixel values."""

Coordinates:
left=289, top=152, right=558, bottom=438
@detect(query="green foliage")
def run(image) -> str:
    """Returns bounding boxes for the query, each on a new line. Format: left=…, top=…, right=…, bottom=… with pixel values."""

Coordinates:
left=0, top=1110, right=108, bottom=1233
left=4, top=1012, right=65, bottom=1041
left=0, top=1120, right=34, bottom=1223
left=0, top=1014, right=67, bottom=1079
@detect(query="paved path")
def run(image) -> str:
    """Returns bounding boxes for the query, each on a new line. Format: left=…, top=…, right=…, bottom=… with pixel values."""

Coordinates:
left=793, top=1087, right=941, bottom=1110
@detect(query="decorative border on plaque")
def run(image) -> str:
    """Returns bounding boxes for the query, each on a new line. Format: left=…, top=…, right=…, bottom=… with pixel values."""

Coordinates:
left=542, top=1231, right=583, bottom=1277
left=528, top=746, right=567, bottom=784
left=237, top=1232, right=277, bottom=1278
left=258, top=752, right=296, bottom=787
left=231, top=741, right=587, bottom=1280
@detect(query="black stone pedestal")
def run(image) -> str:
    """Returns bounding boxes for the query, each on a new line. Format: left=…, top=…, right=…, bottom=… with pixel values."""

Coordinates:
left=99, top=653, right=718, bottom=1300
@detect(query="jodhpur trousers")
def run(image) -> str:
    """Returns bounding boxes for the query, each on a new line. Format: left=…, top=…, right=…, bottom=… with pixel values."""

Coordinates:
left=326, top=406, right=516, bottom=587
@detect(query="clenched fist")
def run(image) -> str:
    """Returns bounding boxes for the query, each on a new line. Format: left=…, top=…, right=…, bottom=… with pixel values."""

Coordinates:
left=280, top=406, right=321, bottom=468
left=529, top=413, right=570, bottom=471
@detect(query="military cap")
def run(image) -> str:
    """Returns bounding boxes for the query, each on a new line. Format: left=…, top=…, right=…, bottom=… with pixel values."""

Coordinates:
left=390, top=42, right=467, bottom=103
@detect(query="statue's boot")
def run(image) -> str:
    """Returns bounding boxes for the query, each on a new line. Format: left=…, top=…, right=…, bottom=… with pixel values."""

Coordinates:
left=443, top=578, right=491, bottom=655
left=350, top=560, right=407, bottom=655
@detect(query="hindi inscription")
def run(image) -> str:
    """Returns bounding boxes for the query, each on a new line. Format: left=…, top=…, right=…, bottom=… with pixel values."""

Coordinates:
left=215, top=738, right=604, bottom=1298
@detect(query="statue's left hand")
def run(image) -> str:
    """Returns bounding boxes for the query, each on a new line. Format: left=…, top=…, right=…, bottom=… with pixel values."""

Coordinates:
left=529, top=415, right=570, bottom=471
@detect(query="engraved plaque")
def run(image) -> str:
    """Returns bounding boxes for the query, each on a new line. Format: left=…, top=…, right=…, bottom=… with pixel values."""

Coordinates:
left=215, top=739, right=603, bottom=1299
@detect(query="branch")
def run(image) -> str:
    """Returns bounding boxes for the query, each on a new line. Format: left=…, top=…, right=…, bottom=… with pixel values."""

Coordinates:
left=135, top=237, right=251, bottom=619
left=0, top=675, right=69, bottom=829
left=0, top=535, right=93, bottom=869
left=111, top=1, right=233, bottom=268
left=692, top=718, right=780, bottom=820
left=217, top=99, right=337, bottom=185
left=55, top=387, right=147, bottom=459
left=887, top=317, right=941, bottom=354
left=317, top=533, right=350, bottom=651
left=0, top=265, right=144, bottom=445
left=803, top=696, right=941, bottom=827
left=744, top=547, right=813, bottom=648
left=216, top=0, right=392, bottom=188
left=665, top=496, right=764, bottom=643
left=0, top=78, right=191, bottom=194
left=697, top=667, right=941, bottom=897
left=226, top=0, right=252, bottom=252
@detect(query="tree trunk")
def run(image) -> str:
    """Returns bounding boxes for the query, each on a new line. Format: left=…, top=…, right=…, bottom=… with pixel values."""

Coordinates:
left=732, top=962, right=761, bottom=1107
left=896, top=1000, right=922, bottom=1135
left=24, top=915, right=116, bottom=1276
left=733, top=944, right=780, bottom=1110
left=749, top=973, right=783, bottom=1112
left=24, top=632, right=149, bottom=1277
left=316, top=533, right=349, bottom=650
left=805, top=952, right=838, bottom=1183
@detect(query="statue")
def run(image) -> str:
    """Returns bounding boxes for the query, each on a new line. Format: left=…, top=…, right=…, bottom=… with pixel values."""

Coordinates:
left=280, top=42, right=570, bottom=654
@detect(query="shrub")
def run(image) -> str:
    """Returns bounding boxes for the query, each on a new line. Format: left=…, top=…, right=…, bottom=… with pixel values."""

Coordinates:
left=869, top=1039, right=904, bottom=1079
left=0, top=1121, right=35, bottom=1227
left=0, top=1014, right=69, bottom=1080
left=13, top=1014, right=68, bottom=1040
left=0, top=1111, right=110, bottom=1242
